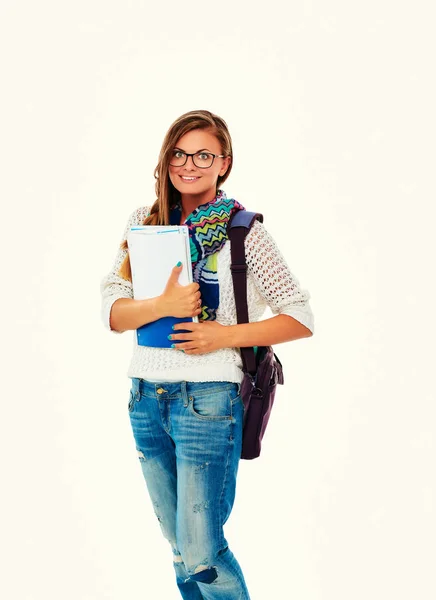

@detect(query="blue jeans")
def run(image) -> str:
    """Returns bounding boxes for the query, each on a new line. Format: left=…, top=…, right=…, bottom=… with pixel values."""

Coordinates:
left=128, top=378, right=251, bottom=600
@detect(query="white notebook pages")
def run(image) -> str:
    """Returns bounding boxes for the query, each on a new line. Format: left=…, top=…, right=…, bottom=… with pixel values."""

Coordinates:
left=127, top=225, right=199, bottom=324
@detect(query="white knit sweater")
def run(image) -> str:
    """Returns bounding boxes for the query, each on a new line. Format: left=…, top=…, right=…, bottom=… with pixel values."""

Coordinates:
left=100, top=205, right=314, bottom=383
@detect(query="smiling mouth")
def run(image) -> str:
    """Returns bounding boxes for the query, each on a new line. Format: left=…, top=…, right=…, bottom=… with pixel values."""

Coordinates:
left=180, top=175, right=200, bottom=181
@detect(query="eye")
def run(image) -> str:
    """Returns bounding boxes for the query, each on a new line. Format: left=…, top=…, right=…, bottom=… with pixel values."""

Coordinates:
left=197, top=152, right=211, bottom=160
left=173, top=150, right=185, bottom=158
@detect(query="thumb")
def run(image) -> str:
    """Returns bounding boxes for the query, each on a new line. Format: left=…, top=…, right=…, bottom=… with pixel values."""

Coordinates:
left=168, top=261, right=183, bottom=284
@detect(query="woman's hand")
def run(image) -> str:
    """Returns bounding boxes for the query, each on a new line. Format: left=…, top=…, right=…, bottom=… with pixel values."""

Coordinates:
left=169, top=321, right=230, bottom=355
left=159, top=263, right=202, bottom=319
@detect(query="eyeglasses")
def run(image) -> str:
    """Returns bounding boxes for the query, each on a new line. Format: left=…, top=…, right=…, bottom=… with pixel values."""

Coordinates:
left=169, top=149, right=226, bottom=169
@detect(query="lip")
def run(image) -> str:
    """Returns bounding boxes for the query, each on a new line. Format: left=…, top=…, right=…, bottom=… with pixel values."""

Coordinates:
left=179, top=175, right=200, bottom=183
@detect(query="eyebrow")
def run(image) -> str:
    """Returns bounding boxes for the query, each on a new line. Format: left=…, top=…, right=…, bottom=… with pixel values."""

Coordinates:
left=173, top=147, right=213, bottom=153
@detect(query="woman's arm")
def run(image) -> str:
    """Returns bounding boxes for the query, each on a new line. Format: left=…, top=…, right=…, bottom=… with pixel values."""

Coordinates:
left=224, top=313, right=312, bottom=348
left=170, top=220, right=314, bottom=353
left=109, top=297, right=164, bottom=333
left=221, top=218, right=314, bottom=347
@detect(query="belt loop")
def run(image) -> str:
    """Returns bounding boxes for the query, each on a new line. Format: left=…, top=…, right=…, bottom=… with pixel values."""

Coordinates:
left=181, top=381, right=188, bottom=407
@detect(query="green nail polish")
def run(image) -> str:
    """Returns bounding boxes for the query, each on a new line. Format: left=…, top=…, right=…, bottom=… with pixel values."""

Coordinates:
left=171, top=343, right=175, bottom=348
left=176, top=261, right=182, bottom=267
left=168, top=335, right=172, bottom=340
left=172, top=325, right=175, bottom=330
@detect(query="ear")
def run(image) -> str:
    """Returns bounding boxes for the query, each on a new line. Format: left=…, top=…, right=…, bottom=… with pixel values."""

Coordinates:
left=219, top=156, right=232, bottom=177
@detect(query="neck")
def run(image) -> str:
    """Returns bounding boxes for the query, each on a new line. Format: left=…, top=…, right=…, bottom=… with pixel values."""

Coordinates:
left=180, top=189, right=218, bottom=221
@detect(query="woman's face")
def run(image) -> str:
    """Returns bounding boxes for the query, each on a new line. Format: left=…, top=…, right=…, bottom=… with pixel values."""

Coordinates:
left=168, top=129, right=231, bottom=202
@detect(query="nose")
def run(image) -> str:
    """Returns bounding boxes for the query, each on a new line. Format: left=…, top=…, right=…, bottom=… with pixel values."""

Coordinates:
left=183, top=155, right=197, bottom=170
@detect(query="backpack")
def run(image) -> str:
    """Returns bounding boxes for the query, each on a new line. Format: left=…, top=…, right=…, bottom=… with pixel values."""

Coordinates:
left=228, top=209, right=285, bottom=460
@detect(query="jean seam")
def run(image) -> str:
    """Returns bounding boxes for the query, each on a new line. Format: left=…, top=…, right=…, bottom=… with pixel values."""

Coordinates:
left=217, top=426, right=232, bottom=549
left=228, top=382, right=243, bottom=409
left=230, top=393, right=242, bottom=406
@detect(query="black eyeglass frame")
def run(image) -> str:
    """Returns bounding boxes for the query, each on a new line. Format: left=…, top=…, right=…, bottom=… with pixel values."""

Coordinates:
left=169, top=150, right=227, bottom=169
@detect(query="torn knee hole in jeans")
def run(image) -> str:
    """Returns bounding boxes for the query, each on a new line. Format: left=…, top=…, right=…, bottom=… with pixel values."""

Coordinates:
left=185, top=565, right=219, bottom=584
left=194, top=564, right=209, bottom=573
left=137, top=450, right=146, bottom=461
left=172, top=546, right=184, bottom=563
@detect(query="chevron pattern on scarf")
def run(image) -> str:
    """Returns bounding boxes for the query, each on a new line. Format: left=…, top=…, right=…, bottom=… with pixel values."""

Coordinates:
left=169, top=189, right=246, bottom=320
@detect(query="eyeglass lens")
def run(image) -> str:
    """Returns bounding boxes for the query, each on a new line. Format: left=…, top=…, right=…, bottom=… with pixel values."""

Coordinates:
left=170, top=150, right=214, bottom=168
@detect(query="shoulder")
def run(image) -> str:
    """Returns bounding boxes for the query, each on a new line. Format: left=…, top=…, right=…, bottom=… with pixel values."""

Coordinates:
left=244, top=217, right=274, bottom=250
left=243, top=217, right=288, bottom=271
left=128, top=205, right=152, bottom=223
left=123, top=205, right=151, bottom=229
left=120, top=205, right=152, bottom=241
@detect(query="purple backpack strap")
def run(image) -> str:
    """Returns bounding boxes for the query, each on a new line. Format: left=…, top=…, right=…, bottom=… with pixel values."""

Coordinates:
left=228, top=209, right=264, bottom=376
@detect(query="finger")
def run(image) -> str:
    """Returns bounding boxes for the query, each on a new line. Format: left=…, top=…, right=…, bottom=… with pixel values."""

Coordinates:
left=182, top=347, right=199, bottom=354
left=170, top=333, right=194, bottom=341
left=174, top=341, right=198, bottom=351
left=173, top=322, right=200, bottom=332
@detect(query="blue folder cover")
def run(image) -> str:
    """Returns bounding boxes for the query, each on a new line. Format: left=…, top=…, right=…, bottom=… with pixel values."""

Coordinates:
left=137, top=316, right=194, bottom=348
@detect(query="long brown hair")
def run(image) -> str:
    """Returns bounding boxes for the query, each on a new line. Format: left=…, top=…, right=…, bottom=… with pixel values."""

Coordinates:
left=118, top=110, right=234, bottom=281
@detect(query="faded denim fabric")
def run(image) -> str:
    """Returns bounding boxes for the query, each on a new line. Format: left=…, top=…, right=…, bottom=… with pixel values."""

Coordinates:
left=128, top=378, right=250, bottom=599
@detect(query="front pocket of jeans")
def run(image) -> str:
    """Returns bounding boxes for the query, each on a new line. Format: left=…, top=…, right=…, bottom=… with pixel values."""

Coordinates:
left=228, top=383, right=242, bottom=406
left=188, top=390, right=233, bottom=421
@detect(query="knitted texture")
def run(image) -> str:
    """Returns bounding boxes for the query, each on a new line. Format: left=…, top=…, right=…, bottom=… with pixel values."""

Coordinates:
left=100, top=206, right=314, bottom=383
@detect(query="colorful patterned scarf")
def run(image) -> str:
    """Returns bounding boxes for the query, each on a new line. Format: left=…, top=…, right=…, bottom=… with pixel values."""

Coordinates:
left=169, top=189, right=245, bottom=320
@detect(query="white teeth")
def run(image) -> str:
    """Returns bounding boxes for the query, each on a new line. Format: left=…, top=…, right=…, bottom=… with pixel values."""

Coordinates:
left=181, top=176, right=198, bottom=180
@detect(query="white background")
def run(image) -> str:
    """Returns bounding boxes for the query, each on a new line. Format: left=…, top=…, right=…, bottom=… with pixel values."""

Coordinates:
left=1, top=1, right=435, bottom=599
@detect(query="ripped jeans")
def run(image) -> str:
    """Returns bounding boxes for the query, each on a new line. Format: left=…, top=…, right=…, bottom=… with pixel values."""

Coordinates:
left=128, top=377, right=251, bottom=600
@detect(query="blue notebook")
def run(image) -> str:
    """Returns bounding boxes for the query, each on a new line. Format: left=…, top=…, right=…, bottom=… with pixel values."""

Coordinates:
left=136, top=316, right=195, bottom=348
left=127, top=225, right=198, bottom=348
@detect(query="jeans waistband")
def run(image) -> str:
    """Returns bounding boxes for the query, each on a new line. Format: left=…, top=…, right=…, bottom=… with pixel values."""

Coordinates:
left=130, top=377, right=240, bottom=398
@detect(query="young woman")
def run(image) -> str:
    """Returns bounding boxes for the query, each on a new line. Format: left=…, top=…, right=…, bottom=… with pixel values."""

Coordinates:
left=100, top=110, right=314, bottom=599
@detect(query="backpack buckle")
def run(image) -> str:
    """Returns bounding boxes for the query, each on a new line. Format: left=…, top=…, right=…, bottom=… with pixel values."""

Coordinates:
left=231, top=264, right=247, bottom=273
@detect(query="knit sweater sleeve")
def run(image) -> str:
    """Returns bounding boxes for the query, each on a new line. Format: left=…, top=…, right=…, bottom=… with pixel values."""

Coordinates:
left=244, top=219, right=315, bottom=334
left=100, top=206, right=151, bottom=333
